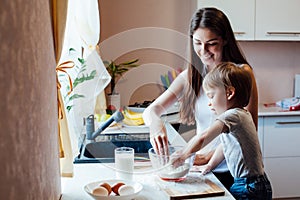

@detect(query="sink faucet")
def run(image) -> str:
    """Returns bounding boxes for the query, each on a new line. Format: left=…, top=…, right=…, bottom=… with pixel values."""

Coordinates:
left=85, top=111, right=124, bottom=143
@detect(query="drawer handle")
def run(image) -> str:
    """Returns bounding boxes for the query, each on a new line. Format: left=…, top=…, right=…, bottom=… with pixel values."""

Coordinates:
left=276, top=121, right=300, bottom=125
left=266, top=32, right=300, bottom=36
left=234, top=32, right=246, bottom=35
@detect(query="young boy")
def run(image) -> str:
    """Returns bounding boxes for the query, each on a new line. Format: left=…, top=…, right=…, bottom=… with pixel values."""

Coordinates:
left=172, top=62, right=272, bottom=199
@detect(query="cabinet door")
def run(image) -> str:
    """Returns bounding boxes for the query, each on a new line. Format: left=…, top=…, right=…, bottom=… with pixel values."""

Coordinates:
left=197, top=0, right=255, bottom=40
left=264, top=157, right=300, bottom=198
left=263, top=116, right=300, bottom=158
left=256, top=0, right=300, bottom=41
left=258, top=117, right=264, bottom=151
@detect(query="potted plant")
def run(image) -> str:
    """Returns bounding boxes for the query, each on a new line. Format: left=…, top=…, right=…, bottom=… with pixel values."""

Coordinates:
left=104, top=58, right=139, bottom=94
left=103, top=58, right=139, bottom=113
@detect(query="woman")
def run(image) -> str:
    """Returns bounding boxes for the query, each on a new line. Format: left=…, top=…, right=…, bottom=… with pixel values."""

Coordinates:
left=142, top=7, right=258, bottom=190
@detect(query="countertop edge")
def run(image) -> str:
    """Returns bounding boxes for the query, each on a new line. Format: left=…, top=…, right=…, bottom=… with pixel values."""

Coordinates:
left=258, top=105, right=300, bottom=116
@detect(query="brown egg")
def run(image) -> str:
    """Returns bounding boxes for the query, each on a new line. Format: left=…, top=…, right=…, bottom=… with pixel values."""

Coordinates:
left=100, top=182, right=112, bottom=195
left=112, top=182, right=125, bottom=195
left=92, top=186, right=109, bottom=196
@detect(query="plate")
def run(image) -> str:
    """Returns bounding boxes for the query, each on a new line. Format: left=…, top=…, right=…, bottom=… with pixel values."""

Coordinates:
left=126, top=107, right=146, bottom=113
left=122, top=123, right=148, bottom=128
left=84, top=179, right=143, bottom=200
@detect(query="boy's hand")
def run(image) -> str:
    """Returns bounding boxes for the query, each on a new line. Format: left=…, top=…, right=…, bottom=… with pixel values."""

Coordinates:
left=170, top=150, right=185, bottom=168
left=190, top=164, right=212, bottom=175
left=199, top=164, right=213, bottom=175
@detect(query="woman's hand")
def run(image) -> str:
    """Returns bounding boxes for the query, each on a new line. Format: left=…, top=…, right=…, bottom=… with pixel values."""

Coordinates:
left=149, top=124, right=169, bottom=155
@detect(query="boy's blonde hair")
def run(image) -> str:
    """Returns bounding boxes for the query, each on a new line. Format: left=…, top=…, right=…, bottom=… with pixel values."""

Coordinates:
left=203, top=62, right=252, bottom=107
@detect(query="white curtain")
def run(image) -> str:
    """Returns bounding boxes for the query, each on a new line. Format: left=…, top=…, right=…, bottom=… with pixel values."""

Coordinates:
left=74, top=0, right=100, bottom=56
left=58, top=0, right=110, bottom=175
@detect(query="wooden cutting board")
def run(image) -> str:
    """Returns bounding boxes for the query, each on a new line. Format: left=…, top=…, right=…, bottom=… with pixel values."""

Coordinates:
left=156, top=173, right=225, bottom=200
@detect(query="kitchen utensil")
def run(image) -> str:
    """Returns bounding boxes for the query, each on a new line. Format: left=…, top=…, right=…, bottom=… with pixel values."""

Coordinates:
left=84, top=179, right=142, bottom=200
left=148, top=146, right=194, bottom=182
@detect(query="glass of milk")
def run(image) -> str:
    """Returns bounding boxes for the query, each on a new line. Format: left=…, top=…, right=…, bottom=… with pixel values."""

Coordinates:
left=115, top=147, right=134, bottom=180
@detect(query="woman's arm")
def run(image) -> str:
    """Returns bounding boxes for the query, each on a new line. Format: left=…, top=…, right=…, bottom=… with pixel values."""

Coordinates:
left=143, top=70, right=188, bottom=154
left=243, top=64, right=258, bottom=129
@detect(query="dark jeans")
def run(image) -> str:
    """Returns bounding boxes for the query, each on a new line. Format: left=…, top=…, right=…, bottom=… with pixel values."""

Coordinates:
left=230, top=173, right=272, bottom=200
left=213, top=171, right=234, bottom=191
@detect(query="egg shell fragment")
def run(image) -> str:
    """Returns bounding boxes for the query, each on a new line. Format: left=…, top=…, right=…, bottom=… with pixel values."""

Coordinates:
left=112, top=182, right=125, bottom=195
left=118, top=184, right=135, bottom=196
left=92, top=186, right=109, bottom=196
left=100, top=182, right=112, bottom=195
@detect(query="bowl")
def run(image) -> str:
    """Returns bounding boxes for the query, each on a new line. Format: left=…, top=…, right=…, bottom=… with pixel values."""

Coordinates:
left=84, top=179, right=143, bottom=200
left=148, top=146, right=194, bottom=181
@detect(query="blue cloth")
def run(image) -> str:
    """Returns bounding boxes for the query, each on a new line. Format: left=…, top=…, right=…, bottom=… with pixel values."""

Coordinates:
left=230, top=173, right=272, bottom=200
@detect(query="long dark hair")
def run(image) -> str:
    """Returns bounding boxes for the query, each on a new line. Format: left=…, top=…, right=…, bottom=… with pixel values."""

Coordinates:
left=180, top=7, right=249, bottom=125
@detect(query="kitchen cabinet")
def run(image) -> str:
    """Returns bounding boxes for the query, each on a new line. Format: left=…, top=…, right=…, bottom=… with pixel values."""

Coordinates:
left=256, top=0, right=300, bottom=41
left=197, top=0, right=300, bottom=41
left=258, top=115, right=300, bottom=198
left=257, top=117, right=264, bottom=150
left=264, top=157, right=300, bottom=198
left=197, top=0, right=255, bottom=40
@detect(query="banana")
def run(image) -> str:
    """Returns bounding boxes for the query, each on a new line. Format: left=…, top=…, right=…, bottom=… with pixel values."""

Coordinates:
left=123, top=109, right=143, bottom=119
left=122, top=108, right=144, bottom=126
left=123, top=116, right=144, bottom=126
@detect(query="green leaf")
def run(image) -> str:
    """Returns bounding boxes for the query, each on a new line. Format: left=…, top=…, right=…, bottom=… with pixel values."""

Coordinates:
left=79, top=68, right=87, bottom=73
left=69, top=93, right=85, bottom=101
left=120, top=58, right=139, bottom=65
left=66, top=105, right=73, bottom=112
left=78, top=58, right=85, bottom=65
left=89, top=70, right=97, bottom=77
left=116, top=69, right=129, bottom=74
left=103, top=60, right=110, bottom=66
left=72, top=69, right=97, bottom=88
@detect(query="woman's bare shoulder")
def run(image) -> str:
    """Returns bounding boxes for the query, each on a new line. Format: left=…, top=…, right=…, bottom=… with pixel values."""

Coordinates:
left=240, top=64, right=252, bottom=71
left=178, top=69, right=188, bottom=77
left=239, top=64, right=255, bottom=77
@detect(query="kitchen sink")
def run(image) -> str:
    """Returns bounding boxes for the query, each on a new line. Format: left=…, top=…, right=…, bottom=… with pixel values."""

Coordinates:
left=74, top=133, right=152, bottom=164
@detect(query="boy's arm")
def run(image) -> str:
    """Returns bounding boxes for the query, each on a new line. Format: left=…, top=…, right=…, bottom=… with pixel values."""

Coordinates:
left=181, top=120, right=226, bottom=159
left=194, top=150, right=214, bottom=165
left=201, top=144, right=225, bottom=174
